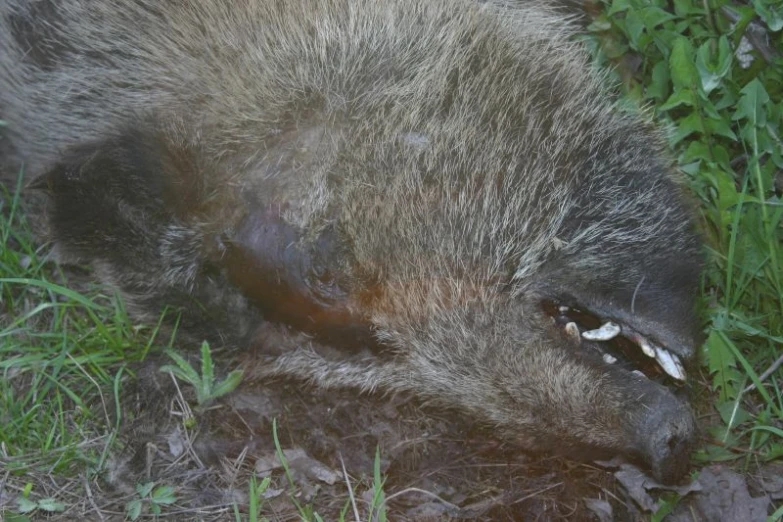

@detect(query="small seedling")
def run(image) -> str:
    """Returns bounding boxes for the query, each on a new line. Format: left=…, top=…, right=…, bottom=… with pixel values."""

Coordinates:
left=16, top=496, right=65, bottom=516
left=248, top=475, right=273, bottom=522
left=125, top=481, right=177, bottom=520
left=651, top=492, right=682, bottom=522
left=159, top=340, right=244, bottom=407
left=369, top=446, right=388, bottom=522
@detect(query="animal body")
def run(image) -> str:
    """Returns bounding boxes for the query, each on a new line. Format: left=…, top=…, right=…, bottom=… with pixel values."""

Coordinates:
left=0, top=0, right=704, bottom=484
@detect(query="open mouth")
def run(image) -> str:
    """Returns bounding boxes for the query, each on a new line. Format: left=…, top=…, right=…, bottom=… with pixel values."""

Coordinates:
left=542, top=299, right=687, bottom=384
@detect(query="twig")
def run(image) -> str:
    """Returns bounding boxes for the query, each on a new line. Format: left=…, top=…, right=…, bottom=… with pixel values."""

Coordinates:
left=511, top=482, right=563, bottom=505
left=381, top=487, right=461, bottom=514
left=338, top=453, right=361, bottom=522
left=743, top=353, right=783, bottom=394
left=83, top=473, right=107, bottom=522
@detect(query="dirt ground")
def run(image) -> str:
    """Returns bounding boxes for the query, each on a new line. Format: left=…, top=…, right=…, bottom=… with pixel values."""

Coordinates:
left=101, top=356, right=778, bottom=522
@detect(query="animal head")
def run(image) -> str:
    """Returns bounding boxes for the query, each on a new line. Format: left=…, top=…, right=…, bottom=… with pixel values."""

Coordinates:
left=6, top=0, right=705, bottom=484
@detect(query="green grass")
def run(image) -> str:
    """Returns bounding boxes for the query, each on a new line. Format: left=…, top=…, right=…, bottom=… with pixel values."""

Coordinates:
left=1, top=0, right=782, bottom=518
left=0, top=175, right=163, bottom=519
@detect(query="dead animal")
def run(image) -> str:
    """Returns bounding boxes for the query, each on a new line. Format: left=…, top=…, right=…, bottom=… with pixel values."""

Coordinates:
left=0, top=0, right=705, bottom=484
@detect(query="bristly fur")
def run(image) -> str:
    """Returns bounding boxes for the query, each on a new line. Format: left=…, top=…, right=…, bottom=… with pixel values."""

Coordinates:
left=0, top=0, right=705, bottom=483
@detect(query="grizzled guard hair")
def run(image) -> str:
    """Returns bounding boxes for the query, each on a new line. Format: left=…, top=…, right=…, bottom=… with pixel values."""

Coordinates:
left=1, top=0, right=704, bottom=484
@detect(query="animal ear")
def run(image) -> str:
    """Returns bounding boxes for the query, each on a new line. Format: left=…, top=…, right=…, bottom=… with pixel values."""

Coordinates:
left=31, top=129, right=173, bottom=262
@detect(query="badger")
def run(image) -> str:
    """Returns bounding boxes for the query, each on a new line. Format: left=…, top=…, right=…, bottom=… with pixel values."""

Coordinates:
left=0, top=0, right=704, bottom=484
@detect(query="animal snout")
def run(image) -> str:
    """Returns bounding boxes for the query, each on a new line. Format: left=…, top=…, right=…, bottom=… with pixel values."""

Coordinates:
left=637, top=393, right=697, bottom=484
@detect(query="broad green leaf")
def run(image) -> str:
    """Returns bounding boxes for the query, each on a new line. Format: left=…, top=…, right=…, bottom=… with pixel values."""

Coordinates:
left=651, top=29, right=683, bottom=56
left=646, top=60, right=670, bottom=101
left=705, top=330, right=739, bottom=400
left=152, top=485, right=177, bottom=505
left=673, top=0, right=694, bottom=16
left=707, top=117, right=738, bottom=140
left=669, top=37, right=699, bottom=90
left=641, top=6, right=676, bottom=30
left=136, top=482, right=155, bottom=498
left=733, top=79, right=770, bottom=127
left=670, top=111, right=704, bottom=145
left=16, top=497, right=37, bottom=514
left=712, top=146, right=732, bottom=171
left=717, top=401, right=752, bottom=429
left=624, top=9, right=645, bottom=46
left=696, top=37, right=732, bottom=94
left=126, top=500, right=143, bottom=521
left=710, top=168, right=740, bottom=219
left=682, top=140, right=712, bottom=163
left=36, top=499, right=65, bottom=513
left=700, top=96, right=723, bottom=120
left=714, top=88, right=738, bottom=111
left=608, top=0, right=631, bottom=16
left=679, top=160, right=701, bottom=176
left=756, top=126, right=779, bottom=156
left=659, top=88, right=695, bottom=111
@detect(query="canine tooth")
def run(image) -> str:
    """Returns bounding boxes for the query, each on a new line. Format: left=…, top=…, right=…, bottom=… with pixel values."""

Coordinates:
left=654, top=346, right=686, bottom=381
left=671, top=352, right=686, bottom=380
left=602, top=353, right=617, bottom=364
left=673, top=353, right=686, bottom=375
left=582, top=322, right=621, bottom=341
left=564, top=322, right=580, bottom=342
left=639, top=339, right=656, bottom=358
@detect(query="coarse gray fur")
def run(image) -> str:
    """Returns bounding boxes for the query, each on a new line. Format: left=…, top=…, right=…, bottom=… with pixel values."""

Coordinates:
left=0, top=0, right=705, bottom=483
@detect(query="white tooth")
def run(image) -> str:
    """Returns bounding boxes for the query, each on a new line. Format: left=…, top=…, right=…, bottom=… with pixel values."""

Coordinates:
left=672, top=352, right=686, bottom=379
left=558, top=305, right=570, bottom=314
left=564, top=322, right=580, bottom=341
left=602, top=353, right=617, bottom=364
left=654, top=346, right=686, bottom=381
left=582, top=322, right=621, bottom=341
left=632, top=370, right=646, bottom=378
left=639, top=339, right=656, bottom=358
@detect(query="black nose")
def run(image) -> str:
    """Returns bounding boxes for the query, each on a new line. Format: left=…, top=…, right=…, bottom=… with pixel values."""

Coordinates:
left=638, top=395, right=697, bottom=484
